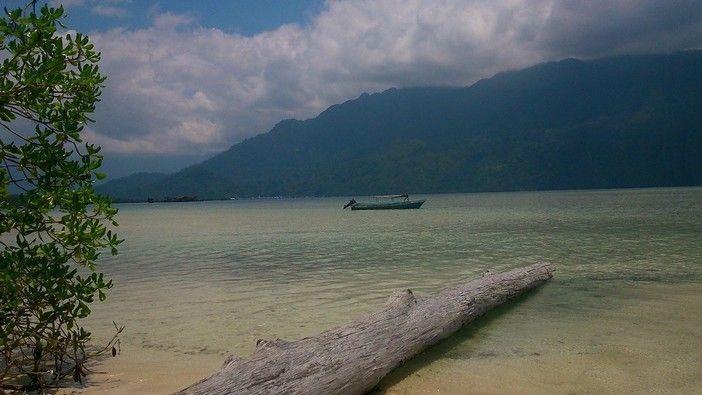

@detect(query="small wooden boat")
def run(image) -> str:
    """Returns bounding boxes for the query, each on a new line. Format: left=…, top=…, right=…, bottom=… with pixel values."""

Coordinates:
left=344, top=194, right=425, bottom=210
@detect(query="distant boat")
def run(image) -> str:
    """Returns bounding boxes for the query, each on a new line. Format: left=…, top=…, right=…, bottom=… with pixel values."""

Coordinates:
left=163, top=195, right=197, bottom=202
left=344, top=194, right=425, bottom=210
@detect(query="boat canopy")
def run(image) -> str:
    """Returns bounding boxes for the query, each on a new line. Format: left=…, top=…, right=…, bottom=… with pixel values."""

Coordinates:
left=373, top=194, right=409, bottom=199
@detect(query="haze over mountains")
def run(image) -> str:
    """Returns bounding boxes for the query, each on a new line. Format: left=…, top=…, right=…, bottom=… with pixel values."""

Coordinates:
left=98, top=51, right=702, bottom=201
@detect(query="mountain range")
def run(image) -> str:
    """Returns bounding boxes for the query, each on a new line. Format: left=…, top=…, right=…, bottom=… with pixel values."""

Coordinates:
left=98, top=51, right=702, bottom=201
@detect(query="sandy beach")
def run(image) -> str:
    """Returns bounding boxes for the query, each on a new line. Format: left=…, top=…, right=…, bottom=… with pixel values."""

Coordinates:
left=66, top=282, right=702, bottom=394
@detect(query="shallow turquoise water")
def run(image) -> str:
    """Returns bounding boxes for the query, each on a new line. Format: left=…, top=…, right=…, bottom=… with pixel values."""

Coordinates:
left=85, top=187, right=702, bottom=392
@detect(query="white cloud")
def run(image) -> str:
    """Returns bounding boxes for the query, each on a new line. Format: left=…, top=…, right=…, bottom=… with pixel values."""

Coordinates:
left=151, top=12, right=195, bottom=29
left=53, top=0, right=130, bottom=18
left=87, top=0, right=702, bottom=155
left=52, top=0, right=85, bottom=7
left=92, top=4, right=128, bottom=18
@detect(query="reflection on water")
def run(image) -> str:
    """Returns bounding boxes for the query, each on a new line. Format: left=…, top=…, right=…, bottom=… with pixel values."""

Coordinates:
left=84, top=187, right=702, bottom=393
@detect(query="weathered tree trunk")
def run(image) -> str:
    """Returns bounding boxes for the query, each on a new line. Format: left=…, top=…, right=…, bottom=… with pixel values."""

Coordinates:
left=180, top=263, right=554, bottom=395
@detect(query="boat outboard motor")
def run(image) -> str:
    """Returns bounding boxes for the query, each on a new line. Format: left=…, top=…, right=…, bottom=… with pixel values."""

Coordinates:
left=343, top=198, right=357, bottom=209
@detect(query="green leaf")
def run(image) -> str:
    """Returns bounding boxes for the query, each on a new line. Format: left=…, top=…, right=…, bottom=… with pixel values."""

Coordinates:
left=0, top=4, right=120, bottom=386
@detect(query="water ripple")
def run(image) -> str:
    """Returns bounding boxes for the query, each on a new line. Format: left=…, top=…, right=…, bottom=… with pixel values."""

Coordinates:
left=86, top=188, right=702, bottom=358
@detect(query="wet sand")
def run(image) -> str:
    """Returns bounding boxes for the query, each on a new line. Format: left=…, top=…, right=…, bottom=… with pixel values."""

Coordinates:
left=61, top=347, right=219, bottom=394
left=67, top=282, right=702, bottom=394
left=377, top=283, right=702, bottom=394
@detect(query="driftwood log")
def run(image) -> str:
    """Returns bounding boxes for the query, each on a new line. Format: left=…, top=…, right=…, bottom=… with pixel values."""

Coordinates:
left=180, top=263, right=554, bottom=394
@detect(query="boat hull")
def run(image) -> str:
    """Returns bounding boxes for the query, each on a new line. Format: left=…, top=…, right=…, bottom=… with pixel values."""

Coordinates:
left=350, top=200, right=425, bottom=210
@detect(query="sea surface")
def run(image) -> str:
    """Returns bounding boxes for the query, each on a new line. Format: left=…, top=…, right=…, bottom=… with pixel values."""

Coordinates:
left=83, top=187, right=702, bottom=393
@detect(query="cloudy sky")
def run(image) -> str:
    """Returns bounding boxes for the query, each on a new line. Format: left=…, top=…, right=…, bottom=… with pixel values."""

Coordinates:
left=8, top=0, right=702, bottom=178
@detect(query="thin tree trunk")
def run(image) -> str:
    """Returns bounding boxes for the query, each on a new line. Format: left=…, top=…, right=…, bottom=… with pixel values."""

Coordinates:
left=180, top=263, right=554, bottom=394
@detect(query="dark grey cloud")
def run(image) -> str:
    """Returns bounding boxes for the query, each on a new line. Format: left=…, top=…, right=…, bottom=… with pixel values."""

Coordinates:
left=83, top=0, right=702, bottom=171
left=539, top=0, right=702, bottom=58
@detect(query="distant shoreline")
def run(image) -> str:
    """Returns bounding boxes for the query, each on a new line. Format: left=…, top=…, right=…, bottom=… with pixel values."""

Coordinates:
left=107, top=184, right=702, bottom=204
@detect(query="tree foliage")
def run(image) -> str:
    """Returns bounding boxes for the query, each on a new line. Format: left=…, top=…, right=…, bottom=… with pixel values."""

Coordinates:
left=0, top=2, right=122, bottom=389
